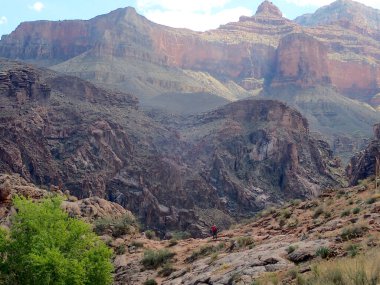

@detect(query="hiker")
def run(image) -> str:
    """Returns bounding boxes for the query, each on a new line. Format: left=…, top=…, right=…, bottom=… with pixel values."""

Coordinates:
left=211, top=224, right=218, bottom=240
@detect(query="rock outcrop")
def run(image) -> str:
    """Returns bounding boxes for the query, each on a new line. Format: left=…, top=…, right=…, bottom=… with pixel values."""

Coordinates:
left=0, top=59, right=343, bottom=235
left=271, top=33, right=331, bottom=87
left=347, top=123, right=380, bottom=185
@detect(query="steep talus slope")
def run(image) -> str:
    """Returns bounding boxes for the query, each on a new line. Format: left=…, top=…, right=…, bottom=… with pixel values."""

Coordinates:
left=0, top=59, right=343, bottom=235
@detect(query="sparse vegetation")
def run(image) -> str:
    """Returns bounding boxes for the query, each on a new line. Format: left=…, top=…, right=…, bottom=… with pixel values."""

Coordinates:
left=366, top=197, right=376, bottom=204
left=167, top=239, right=178, bottom=247
left=345, top=243, right=360, bottom=257
left=143, top=279, right=157, bottom=285
left=316, top=247, right=331, bottom=259
left=94, top=213, right=138, bottom=237
left=352, top=207, right=361, bottom=214
left=158, top=263, right=176, bottom=277
left=115, top=244, right=126, bottom=255
left=235, top=236, right=255, bottom=248
left=341, top=225, right=368, bottom=241
left=130, top=240, right=144, bottom=248
left=145, top=230, right=156, bottom=240
left=186, top=243, right=224, bottom=263
left=286, top=245, right=298, bottom=254
left=313, top=207, right=324, bottom=219
left=171, top=231, right=191, bottom=240
left=306, top=249, right=380, bottom=285
left=341, top=209, right=351, bottom=217
left=141, top=249, right=175, bottom=269
left=281, top=209, right=292, bottom=219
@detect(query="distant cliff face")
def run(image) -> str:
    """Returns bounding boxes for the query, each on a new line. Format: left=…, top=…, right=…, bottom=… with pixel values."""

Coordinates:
left=1, top=1, right=380, bottom=104
left=271, top=33, right=331, bottom=87
left=0, top=59, right=342, bottom=236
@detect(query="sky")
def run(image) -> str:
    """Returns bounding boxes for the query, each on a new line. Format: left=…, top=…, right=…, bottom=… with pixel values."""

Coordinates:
left=1, top=0, right=380, bottom=37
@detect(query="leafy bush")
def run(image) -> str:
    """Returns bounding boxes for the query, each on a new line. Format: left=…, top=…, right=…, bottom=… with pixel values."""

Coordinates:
left=0, top=196, right=113, bottom=285
left=141, top=249, right=175, bottom=269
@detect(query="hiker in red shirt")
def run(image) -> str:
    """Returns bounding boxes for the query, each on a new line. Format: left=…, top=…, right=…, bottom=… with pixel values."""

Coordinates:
left=211, top=224, right=218, bottom=240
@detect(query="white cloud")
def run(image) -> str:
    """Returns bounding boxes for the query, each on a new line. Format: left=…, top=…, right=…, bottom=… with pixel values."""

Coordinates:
left=137, top=0, right=231, bottom=13
left=145, top=7, right=252, bottom=31
left=285, top=0, right=380, bottom=9
left=136, top=0, right=252, bottom=31
left=29, top=2, right=45, bottom=12
left=0, top=16, right=7, bottom=25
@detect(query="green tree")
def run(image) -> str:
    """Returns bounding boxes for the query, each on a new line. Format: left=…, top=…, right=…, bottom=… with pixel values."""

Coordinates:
left=0, top=196, right=113, bottom=285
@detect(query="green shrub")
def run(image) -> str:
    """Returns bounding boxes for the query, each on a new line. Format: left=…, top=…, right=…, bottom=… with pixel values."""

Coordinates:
left=352, top=207, right=360, bottom=214
left=341, top=225, right=368, bottom=241
left=316, top=247, right=331, bottom=259
left=171, top=231, right=191, bottom=240
left=236, top=236, right=255, bottom=248
left=313, top=207, right=324, bottom=219
left=324, top=212, right=332, bottom=219
left=130, top=241, right=144, bottom=248
left=346, top=244, right=360, bottom=257
left=115, top=244, right=126, bottom=255
left=287, top=218, right=299, bottom=228
left=143, top=279, right=157, bottom=285
left=286, top=245, right=297, bottom=254
left=0, top=196, right=113, bottom=285
left=167, top=239, right=178, bottom=247
left=186, top=244, right=224, bottom=263
left=141, top=249, right=175, bottom=269
left=94, top=213, right=137, bottom=237
left=281, top=209, right=292, bottom=219
left=158, top=263, right=176, bottom=277
left=341, top=209, right=351, bottom=217
left=145, top=230, right=156, bottom=240
left=306, top=249, right=380, bottom=285
left=366, top=197, right=376, bottom=204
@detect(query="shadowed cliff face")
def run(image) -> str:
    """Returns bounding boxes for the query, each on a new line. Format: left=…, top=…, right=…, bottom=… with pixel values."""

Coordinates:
left=0, top=59, right=343, bottom=236
left=347, top=124, right=380, bottom=185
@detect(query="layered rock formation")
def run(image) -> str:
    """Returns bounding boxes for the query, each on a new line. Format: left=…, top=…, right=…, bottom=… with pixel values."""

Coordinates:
left=1, top=0, right=379, bottom=162
left=0, top=59, right=342, bottom=235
